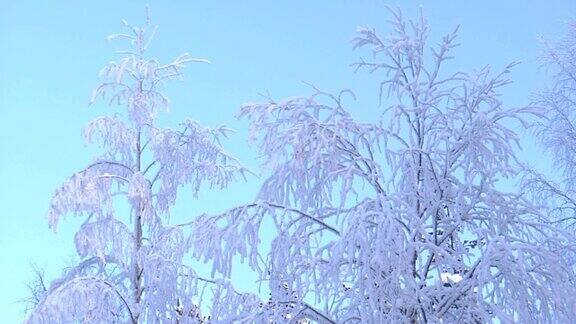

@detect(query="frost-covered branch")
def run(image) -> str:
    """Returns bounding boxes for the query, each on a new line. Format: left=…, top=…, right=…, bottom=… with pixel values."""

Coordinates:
left=195, top=8, right=575, bottom=323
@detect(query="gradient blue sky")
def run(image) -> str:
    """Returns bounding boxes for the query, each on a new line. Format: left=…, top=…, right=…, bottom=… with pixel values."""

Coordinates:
left=1, top=0, right=574, bottom=321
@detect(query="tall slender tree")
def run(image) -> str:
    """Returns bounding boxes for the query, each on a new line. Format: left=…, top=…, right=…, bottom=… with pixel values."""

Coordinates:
left=191, top=9, right=576, bottom=323
left=522, top=17, right=576, bottom=309
left=27, top=11, right=250, bottom=323
left=526, top=20, right=576, bottom=229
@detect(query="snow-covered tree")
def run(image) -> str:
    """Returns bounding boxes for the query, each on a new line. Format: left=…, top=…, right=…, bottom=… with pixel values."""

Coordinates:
left=525, top=20, right=576, bottom=228
left=190, top=9, right=576, bottom=323
left=522, top=18, right=576, bottom=304
left=26, top=12, right=259, bottom=323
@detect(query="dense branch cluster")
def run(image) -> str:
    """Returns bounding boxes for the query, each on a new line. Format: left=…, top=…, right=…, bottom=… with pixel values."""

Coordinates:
left=191, top=9, right=575, bottom=323
left=28, top=8, right=575, bottom=324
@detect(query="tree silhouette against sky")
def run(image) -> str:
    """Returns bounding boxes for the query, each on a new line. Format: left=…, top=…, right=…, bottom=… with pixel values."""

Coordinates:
left=27, top=7, right=576, bottom=324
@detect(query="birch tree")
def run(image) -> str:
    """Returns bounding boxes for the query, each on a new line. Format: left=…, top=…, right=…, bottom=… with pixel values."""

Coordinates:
left=190, top=9, right=576, bottom=323
left=27, top=8, right=576, bottom=324
left=526, top=20, right=576, bottom=229
left=26, top=12, right=259, bottom=323
left=522, top=18, right=576, bottom=308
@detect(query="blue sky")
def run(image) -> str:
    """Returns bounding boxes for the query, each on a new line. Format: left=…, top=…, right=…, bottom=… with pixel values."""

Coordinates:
left=1, top=0, right=574, bottom=321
